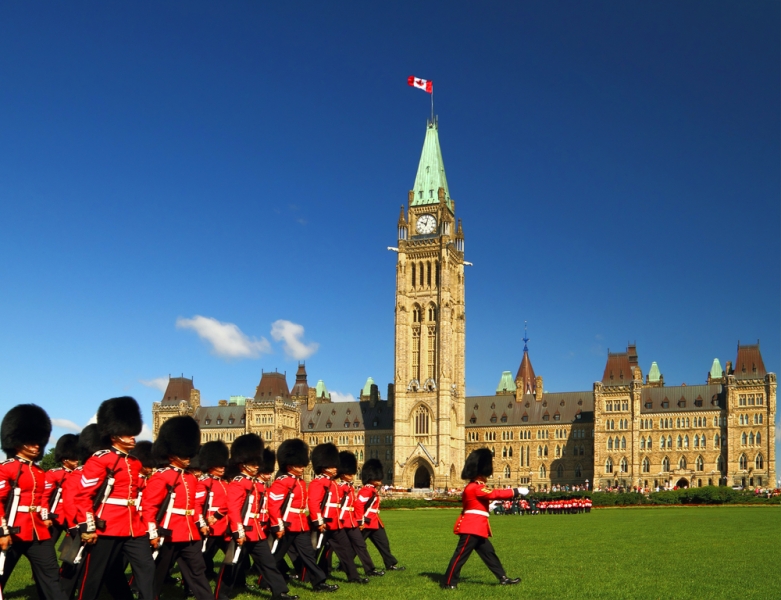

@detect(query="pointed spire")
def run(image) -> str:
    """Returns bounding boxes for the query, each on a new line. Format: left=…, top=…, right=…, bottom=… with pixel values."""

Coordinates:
left=648, top=362, right=661, bottom=382
left=515, top=326, right=536, bottom=395
left=709, top=358, right=723, bottom=379
left=411, top=120, right=452, bottom=210
left=398, top=205, right=407, bottom=225
left=496, top=371, right=517, bottom=395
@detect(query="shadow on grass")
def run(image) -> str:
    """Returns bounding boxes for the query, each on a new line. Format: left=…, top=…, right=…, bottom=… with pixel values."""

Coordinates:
left=4, top=583, right=39, bottom=599
left=420, top=571, right=496, bottom=587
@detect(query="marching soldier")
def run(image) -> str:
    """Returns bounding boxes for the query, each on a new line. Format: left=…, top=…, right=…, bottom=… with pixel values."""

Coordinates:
left=72, top=396, right=155, bottom=600
left=195, top=440, right=230, bottom=579
left=269, top=438, right=337, bottom=593
left=0, top=404, right=66, bottom=600
left=143, top=415, right=213, bottom=600
left=442, top=448, right=524, bottom=590
left=356, top=459, right=404, bottom=572
left=214, top=434, right=295, bottom=600
left=308, top=444, right=367, bottom=584
left=336, top=451, right=384, bottom=577
left=45, top=433, right=80, bottom=548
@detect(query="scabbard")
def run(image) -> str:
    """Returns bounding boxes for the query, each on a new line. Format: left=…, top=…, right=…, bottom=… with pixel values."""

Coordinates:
left=222, top=540, right=238, bottom=565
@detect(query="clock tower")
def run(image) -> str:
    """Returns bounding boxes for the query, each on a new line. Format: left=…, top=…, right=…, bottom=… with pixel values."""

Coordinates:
left=392, top=119, right=466, bottom=489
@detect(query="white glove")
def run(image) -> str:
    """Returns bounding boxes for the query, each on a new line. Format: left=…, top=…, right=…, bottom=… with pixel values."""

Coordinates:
left=516, top=487, right=530, bottom=496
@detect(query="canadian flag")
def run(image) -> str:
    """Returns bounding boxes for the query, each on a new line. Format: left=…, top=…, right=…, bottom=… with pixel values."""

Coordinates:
left=408, top=75, right=433, bottom=93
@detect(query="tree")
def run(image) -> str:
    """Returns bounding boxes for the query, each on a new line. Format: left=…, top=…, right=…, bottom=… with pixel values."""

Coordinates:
left=39, top=447, right=57, bottom=471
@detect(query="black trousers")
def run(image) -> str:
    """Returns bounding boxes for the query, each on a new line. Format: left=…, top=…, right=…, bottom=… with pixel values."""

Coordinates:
left=444, top=534, right=506, bottom=586
left=273, top=531, right=326, bottom=587
left=317, top=529, right=360, bottom=581
left=215, top=539, right=288, bottom=599
left=153, top=540, right=213, bottom=600
left=0, top=538, right=67, bottom=600
left=78, top=536, right=155, bottom=600
left=362, top=527, right=398, bottom=568
left=344, top=527, right=375, bottom=572
left=202, top=536, right=228, bottom=579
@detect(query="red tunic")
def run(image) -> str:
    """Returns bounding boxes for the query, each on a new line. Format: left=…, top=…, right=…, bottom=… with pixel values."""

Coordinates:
left=73, top=448, right=145, bottom=537
left=453, top=481, right=514, bottom=538
left=45, top=466, right=71, bottom=528
left=196, top=474, right=228, bottom=538
left=0, top=457, right=51, bottom=542
left=258, top=479, right=270, bottom=535
left=60, top=466, right=83, bottom=529
left=336, top=481, right=358, bottom=529
left=356, top=484, right=383, bottom=530
left=307, top=475, right=341, bottom=531
left=142, top=467, right=203, bottom=543
left=226, top=475, right=265, bottom=542
left=268, top=474, right=309, bottom=533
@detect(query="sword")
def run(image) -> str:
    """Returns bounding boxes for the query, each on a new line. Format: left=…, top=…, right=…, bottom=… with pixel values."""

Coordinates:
left=201, top=490, right=214, bottom=552
left=270, top=489, right=293, bottom=554
left=152, top=491, right=177, bottom=560
left=232, top=493, right=254, bottom=565
left=0, top=488, right=22, bottom=576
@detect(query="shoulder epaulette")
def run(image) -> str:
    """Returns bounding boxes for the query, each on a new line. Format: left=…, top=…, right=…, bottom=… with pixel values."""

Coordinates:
left=93, top=450, right=111, bottom=458
left=276, top=474, right=290, bottom=480
left=232, top=475, right=243, bottom=482
left=50, top=467, right=64, bottom=472
left=0, top=458, right=14, bottom=466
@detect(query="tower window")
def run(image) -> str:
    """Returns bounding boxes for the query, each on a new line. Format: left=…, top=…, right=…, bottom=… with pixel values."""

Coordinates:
left=411, top=263, right=416, bottom=288
left=429, top=190, right=433, bottom=198
left=414, top=406, right=430, bottom=436
left=419, top=191, right=423, bottom=199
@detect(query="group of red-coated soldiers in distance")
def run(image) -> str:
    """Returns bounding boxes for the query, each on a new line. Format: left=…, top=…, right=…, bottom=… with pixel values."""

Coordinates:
left=492, top=497, right=593, bottom=516
left=0, top=398, right=404, bottom=600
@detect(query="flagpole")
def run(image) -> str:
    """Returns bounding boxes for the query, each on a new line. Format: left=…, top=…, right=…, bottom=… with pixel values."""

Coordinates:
left=431, top=85, right=434, bottom=123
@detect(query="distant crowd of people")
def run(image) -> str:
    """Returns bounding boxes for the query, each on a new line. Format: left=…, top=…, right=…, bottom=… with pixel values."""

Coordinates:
left=491, top=497, right=592, bottom=515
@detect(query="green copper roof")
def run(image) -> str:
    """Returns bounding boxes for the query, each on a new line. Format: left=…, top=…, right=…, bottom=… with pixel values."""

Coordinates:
left=230, top=395, right=247, bottom=406
left=362, top=377, right=375, bottom=397
left=315, top=379, right=330, bottom=400
left=648, top=362, right=661, bottom=382
left=411, top=120, right=452, bottom=210
left=496, top=371, right=517, bottom=394
left=710, top=358, right=723, bottom=379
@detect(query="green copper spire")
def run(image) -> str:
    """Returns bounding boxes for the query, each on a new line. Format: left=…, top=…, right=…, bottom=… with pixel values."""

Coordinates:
left=496, top=371, right=517, bottom=394
left=315, top=379, right=330, bottom=400
left=648, top=362, right=661, bottom=382
left=710, top=358, right=723, bottom=379
left=361, top=376, right=375, bottom=397
left=411, top=120, right=452, bottom=210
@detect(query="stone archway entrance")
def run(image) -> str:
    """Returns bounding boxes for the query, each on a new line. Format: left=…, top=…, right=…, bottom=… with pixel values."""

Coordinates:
left=414, top=465, right=431, bottom=489
left=676, top=478, right=689, bottom=489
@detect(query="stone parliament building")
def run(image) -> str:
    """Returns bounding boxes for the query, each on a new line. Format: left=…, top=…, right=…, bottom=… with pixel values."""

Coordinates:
left=153, top=121, right=776, bottom=491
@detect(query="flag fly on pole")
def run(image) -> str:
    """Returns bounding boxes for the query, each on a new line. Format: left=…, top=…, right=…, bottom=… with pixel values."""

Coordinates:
left=407, top=76, right=433, bottom=93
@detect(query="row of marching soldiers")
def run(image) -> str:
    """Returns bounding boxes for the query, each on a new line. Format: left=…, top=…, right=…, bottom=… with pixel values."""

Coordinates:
left=0, top=397, right=404, bottom=600
left=494, top=497, right=592, bottom=515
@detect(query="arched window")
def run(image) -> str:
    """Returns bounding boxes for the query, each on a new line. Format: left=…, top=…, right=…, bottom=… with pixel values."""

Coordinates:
left=662, top=456, right=670, bottom=472
left=739, top=454, right=748, bottom=470
left=741, top=432, right=747, bottom=445
left=426, top=261, right=431, bottom=287
left=683, top=435, right=689, bottom=449
left=676, top=435, right=683, bottom=449
left=640, top=437, right=645, bottom=450
left=695, top=456, right=703, bottom=471
left=539, top=465, right=546, bottom=478
left=667, top=435, right=672, bottom=449
left=605, top=458, right=613, bottom=473
left=502, top=447, right=507, bottom=458
left=678, top=456, right=686, bottom=470
left=508, top=447, right=513, bottom=458
left=620, top=457, right=628, bottom=472
left=714, top=433, right=720, bottom=447
left=642, top=457, right=650, bottom=473
left=756, top=432, right=761, bottom=445
left=659, top=437, right=665, bottom=450
left=418, top=262, right=424, bottom=287
left=621, top=436, right=626, bottom=450
left=717, top=455, right=724, bottom=472
left=411, top=263, right=416, bottom=288
left=413, top=406, right=430, bottom=436
left=543, top=446, right=548, bottom=457
left=755, top=454, right=764, bottom=470
left=537, top=446, right=542, bottom=458
left=647, top=436, right=652, bottom=449
left=504, top=465, right=511, bottom=478
left=556, top=464, right=564, bottom=478
left=693, top=435, right=699, bottom=449
left=575, top=464, right=582, bottom=477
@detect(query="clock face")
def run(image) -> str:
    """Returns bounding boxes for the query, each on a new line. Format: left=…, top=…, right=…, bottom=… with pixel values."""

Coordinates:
left=416, top=214, right=437, bottom=234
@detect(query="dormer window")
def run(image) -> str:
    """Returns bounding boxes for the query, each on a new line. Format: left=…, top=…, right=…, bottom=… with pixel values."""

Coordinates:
left=469, top=416, right=476, bottom=424
left=553, top=413, right=561, bottom=421
left=344, top=421, right=350, bottom=428
left=490, top=403, right=495, bottom=410
left=645, top=401, right=653, bottom=409
left=308, top=422, right=314, bottom=430
left=490, top=415, right=497, bottom=423
left=500, top=415, right=508, bottom=423
left=373, top=419, right=378, bottom=427
left=228, top=418, right=234, bottom=424
left=326, top=421, right=332, bottom=429
left=661, top=400, right=669, bottom=409
left=522, top=415, right=529, bottom=422
left=204, top=418, right=211, bottom=425
left=678, top=399, right=686, bottom=408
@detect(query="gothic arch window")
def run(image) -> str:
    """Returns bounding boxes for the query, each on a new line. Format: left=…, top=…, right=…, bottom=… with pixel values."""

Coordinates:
left=695, top=456, right=704, bottom=471
left=543, top=446, right=548, bottom=457
left=575, top=464, right=582, bottom=478
left=717, top=455, right=724, bottom=472
left=508, top=447, right=513, bottom=458
left=427, top=303, right=437, bottom=322
left=678, top=456, right=686, bottom=470
left=640, top=437, right=645, bottom=450
left=539, top=465, right=546, bottom=478
left=556, top=464, right=564, bottom=478
left=418, top=262, right=425, bottom=287
left=620, top=457, right=628, bottom=473
left=755, top=454, right=764, bottom=470
left=676, top=435, right=682, bottom=449
left=739, top=454, right=748, bottom=470
left=667, top=435, right=672, bottom=449
left=714, top=433, right=720, bottom=447
left=412, top=304, right=422, bottom=323
left=741, top=432, right=747, bottom=446
left=435, top=260, right=440, bottom=286
left=555, top=445, right=561, bottom=458
left=426, top=261, right=432, bottom=287
left=659, top=437, right=665, bottom=450
left=756, top=432, right=761, bottom=445
left=642, top=457, right=650, bottom=473
left=662, top=456, right=670, bottom=472
left=504, top=465, right=511, bottom=478
left=411, top=263, right=416, bottom=288
left=749, top=432, right=755, bottom=445
left=413, top=405, right=430, bottom=436
left=605, top=458, right=613, bottom=473
left=537, top=445, right=542, bottom=458
left=647, top=436, right=652, bottom=449
left=683, top=435, right=689, bottom=449
left=693, top=435, right=699, bottom=449
left=621, top=436, right=626, bottom=450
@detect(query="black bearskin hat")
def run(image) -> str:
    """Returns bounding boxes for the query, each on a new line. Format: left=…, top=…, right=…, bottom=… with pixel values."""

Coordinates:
left=153, top=416, right=201, bottom=461
left=199, top=441, right=229, bottom=471
left=188, top=453, right=203, bottom=473
left=361, top=458, right=384, bottom=485
left=129, top=440, right=155, bottom=469
left=230, top=434, right=264, bottom=466
left=54, top=434, right=80, bottom=463
left=276, top=438, right=309, bottom=471
left=1, top=404, right=52, bottom=457
left=78, top=424, right=105, bottom=460
left=311, top=443, right=339, bottom=475
left=260, top=448, right=276, bottom=474
left=96, top=396, right=143, bottom=443
left=461, top=448, right=493, bottom=480
left=338, top=451, right=357, bottom=476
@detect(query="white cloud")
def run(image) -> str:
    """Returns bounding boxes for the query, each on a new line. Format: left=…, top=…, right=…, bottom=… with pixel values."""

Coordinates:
left=140, top=377, right=169, bottom=392
left=270, top=320, right=319, bottom=360
left=177, top=315, right=271, bottom=359
left=330, top=391, right=357, bottom=403
left=51, top=418, right=81, bottom=432
left=138, top=423, right=153, bottom=442
left=87, top=413, right=97, bottom=425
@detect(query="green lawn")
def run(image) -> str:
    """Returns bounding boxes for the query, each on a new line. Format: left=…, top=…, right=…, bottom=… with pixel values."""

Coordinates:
left=4, top=507, right=780, bottom=599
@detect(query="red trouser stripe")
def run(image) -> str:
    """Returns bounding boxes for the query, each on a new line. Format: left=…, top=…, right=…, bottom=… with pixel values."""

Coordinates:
left=78, top=552, right=91, bottom=600
left=446, top=534, right=470, bottom=585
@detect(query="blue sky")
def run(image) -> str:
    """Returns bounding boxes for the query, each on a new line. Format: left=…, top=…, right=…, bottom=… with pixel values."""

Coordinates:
left=0, top=2, right=778, bottom=464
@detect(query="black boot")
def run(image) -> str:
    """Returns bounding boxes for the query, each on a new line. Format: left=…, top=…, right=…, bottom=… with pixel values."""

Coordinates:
left=313, top=583, right=339, bottom=592
left=499, top=576, right=521, bottom=585
left=347, top=577, right=369, bottom=584
left=387, top=565, right=406, bottom=571
left=367, top=568, right=385, bottom=576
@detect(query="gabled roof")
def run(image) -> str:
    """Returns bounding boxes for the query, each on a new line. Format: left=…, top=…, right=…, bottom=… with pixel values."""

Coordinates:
left=193, top=406, right=245, bottom=429
left=301, top=401, right=393, bottom=432
left=465, top=393, right=594, bottom=427
left=160, top=376, right=194, bottom=406
left=411, top=120, right=452, bottom=210
left=734, top=343, right=766, bottom=379
left=640, top=384, right=725, bottom=413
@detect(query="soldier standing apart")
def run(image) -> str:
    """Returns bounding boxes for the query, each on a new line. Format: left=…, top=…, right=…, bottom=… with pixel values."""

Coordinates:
left=73, top=397, right=156, bottom=600
left=356, top=459, right=404, bottom=572
left=0, top=404, right=66, bottom=600
left=143, top=416, right=213, bottom=600
left=442, top=448, right=524, bottom=590
left=214, top=434, right=295, bottom=600
left=308, top=444, right=367, bottom=584
left=195, top=440, right=230, bottom=580
left=269, top=439, right=338, bottom=593
left=336, top=451, right=384, bottom=577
